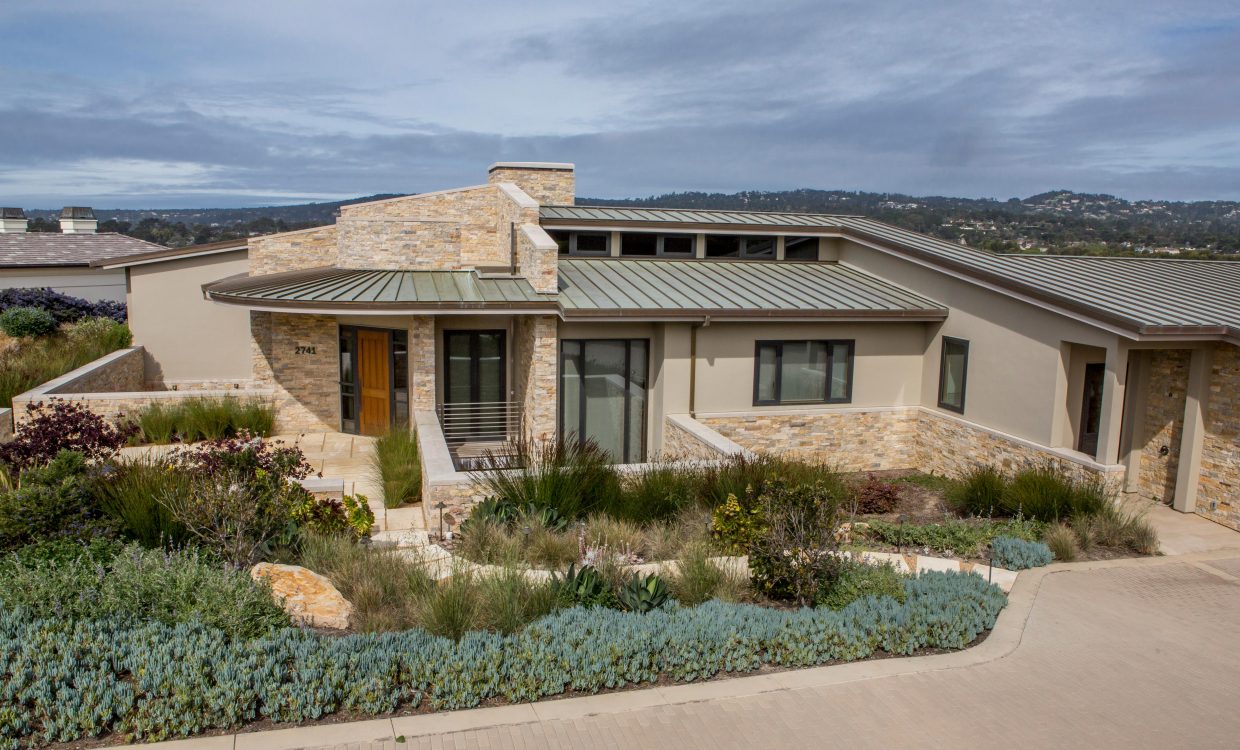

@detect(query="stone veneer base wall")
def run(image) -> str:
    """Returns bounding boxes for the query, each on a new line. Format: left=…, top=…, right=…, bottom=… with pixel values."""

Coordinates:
left=1198, top=343, right=1240, bottom=529
left=1137, top=350, right=1189, bottom=504
left=698, top=406, right=1124, bottom=487
left=10, top=346, right=278, bottom=428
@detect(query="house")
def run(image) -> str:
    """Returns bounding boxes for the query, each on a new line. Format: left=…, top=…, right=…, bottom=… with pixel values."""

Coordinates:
left=95, top=163, right=1240, bottom=532
left=0, top=207, right=165, bottom=302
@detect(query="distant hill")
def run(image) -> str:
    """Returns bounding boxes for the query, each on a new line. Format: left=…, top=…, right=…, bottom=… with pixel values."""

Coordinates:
left=25, top=189, right=1240, bottom=257
left=583, top=189, right=1240, bottom=257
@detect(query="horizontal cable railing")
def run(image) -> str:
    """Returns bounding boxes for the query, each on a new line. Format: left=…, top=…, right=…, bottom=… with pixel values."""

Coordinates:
left=436, top=401, right=522, bottom=445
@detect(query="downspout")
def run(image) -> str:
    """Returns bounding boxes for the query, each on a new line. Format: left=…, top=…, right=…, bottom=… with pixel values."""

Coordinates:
left=689, top=315, right=710, bottom=418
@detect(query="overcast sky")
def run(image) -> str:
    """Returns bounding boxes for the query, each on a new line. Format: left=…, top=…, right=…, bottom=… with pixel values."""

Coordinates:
left=2, top=1, right=1238, bottom=208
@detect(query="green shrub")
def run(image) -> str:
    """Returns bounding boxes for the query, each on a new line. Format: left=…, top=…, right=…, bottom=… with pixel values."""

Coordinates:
left=0, top=318, right=130, bottom=408
left=990, top=536, right=1053, bottom=570
left=1004, top=464, right=1107, bottom=521
left=0, top=306, right=57, bottom=338
left=606, top=463, right=703, bottom=522
left=93, top=454, right=191, bottom=547
left=234, top=399, right=276, bottom=436
left=749, top=479, right=846, bottom=605
left=134, top=401, right=178, bottom=444
left=299, top=533, right=434, bottom=632
left=1085, top=502, right=1159, bottom=554
left=417, top=567, right=485, bottom=640
left=515, top=503, right=569, bottom=532
left=1043, top=523, right=1079, bottom=561
left=616, top=573, right=669, bottom=613
left=0, top=570, right=1005, bottom=746
left=372, top=428, right=420, bottom=508
left=668, top=541, right=747, bottom=606
left=523, top=526, right=579, bottom=570
left=710, top=492, right=765, bottom=554
left=948, top=465, right=1007, bottom=516
left=860, top=516, right=1046, bottom=557
left=817, top=560, right=907, bottom=609
left=698, top=453, right=842, bottom=508
left=292, top=493, right=375, bottom=539
left=0, top=542, right=288, bottom=637
left=456, top=516, right=522, bottom=565
left=0, top=450, right=116, bottom=551
left=475, top=567, right=560, bottom=634
left=474, top=438, right=622, bottom=520
left=582, top=514, right=645, bottom=560
left=181, top=397, right=235, bottom=441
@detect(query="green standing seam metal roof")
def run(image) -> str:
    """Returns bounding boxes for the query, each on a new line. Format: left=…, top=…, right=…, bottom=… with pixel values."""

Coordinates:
left=542, top=205, right=1240, bottom=340
left=204, top=267, right=558, bottom=311
left=204, top=260, right=948, bottom=319
left=556, top=258, right=946, bottom=318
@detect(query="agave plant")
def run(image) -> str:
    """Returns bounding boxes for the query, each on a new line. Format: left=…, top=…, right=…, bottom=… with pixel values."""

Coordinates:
left=518, top=503, right=568, bottom=532
left=617, top=573, right=669, bottom=613
left=551, top=563, right=611, bottom=607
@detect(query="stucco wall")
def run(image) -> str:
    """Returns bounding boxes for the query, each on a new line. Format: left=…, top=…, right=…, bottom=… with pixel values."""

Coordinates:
left=691, top=321, right=926, bottom=415
left=837, top=240, right=1117, bottom=447
left=127, top=250, right=252, bottom=386
left=0, top=266, right=126, bottom=302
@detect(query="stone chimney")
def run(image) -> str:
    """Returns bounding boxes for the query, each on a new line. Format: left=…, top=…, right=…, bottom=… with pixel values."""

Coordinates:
left=0, top=207, right=27, bottom=233
left=59, top=206, right=98, bottom=233
left=488, top=162, right=575, bottom=206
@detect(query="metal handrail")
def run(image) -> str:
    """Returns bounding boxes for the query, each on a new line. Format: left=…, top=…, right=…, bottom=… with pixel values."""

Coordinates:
left=436, top=401, right=522, bottom=444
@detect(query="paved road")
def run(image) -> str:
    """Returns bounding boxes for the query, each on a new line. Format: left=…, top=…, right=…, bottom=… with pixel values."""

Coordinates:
left=319, top=554, right=1240, bottom=750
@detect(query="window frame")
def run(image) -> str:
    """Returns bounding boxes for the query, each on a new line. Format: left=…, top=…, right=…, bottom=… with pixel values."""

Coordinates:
left=551, top=230, right=611, bottom=256
left=558, top=338, right=650, bottom=464
left=752, top=339, right=855, bottom=406
left=937, top=336, right=969, bottom=413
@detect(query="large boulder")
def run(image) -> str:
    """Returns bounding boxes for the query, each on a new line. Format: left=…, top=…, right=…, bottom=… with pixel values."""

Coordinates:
left=251, top=563, right=354, bottom=630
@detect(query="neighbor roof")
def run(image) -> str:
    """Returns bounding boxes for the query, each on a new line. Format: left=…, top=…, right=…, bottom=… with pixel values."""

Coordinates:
left=0, top=232, right=166, bottom=268
left=204, top=267, right=558, bottom=312
left=558, top=258, right=945, bottom=319
left=92, top=238, right=248, bottom=269
left=542, top=205, right=1240, bottom=342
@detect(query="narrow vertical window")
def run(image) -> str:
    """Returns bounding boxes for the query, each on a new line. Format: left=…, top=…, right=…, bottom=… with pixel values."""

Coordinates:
left=938, top=337, right=969, bottom=413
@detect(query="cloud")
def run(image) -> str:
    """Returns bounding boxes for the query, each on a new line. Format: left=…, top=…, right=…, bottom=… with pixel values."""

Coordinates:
left=0, top=0, right=1238, bottom=206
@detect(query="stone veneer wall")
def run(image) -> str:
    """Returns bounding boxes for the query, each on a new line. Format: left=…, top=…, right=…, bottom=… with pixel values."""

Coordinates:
left=249, top=225, right=338, bottom=275
left=1197, top=343, right=1240, bottom=529
left=699, top=409, right=920, bottom=471
left=1137, top=349, right=1190, bottom=504
left=662, top=418, right=725, bottom=460
left=511, top=315, right=558, bottom=442
left=0, top=409, right=12, bottom=444
left=487, top=165, right=574, bottom=206
left=410, top=316, right=435, bottom=411
left=337, top=186, right=509, bottom=270
left=698, top=406, right=1123, bottom=486
left=250, top=312, right=340, bottom=432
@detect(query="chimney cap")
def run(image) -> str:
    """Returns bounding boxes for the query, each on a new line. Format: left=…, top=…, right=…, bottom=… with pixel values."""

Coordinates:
left=1, top=207, right=25, bottom=219
left=60, top=206, right=95, bottom=219
left=488, top=162, right=574, bottom=172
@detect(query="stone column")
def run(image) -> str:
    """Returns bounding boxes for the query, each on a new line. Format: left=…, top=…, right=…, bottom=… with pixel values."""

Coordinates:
left=409, top=316, right=436, bottom=412
left=519, top=315, right=558, bottom=442
left=1173, top=346, right=1214, bottom=513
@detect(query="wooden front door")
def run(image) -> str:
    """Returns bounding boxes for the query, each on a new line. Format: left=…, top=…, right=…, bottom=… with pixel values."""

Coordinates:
left=357, top=329, right=391, bottom=436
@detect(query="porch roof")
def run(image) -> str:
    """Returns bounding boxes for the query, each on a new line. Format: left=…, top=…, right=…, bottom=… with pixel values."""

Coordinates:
left=557, top=258, right=947, bottom=319
left=204, top=266, right=557, bottom=312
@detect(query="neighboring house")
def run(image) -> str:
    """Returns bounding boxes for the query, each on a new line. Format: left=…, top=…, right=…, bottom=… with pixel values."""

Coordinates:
left=0, top=207, right=166, bottom=302
left=115, top=162, right=1238, bottom=531
left=90, top=239, right=251, bottom=388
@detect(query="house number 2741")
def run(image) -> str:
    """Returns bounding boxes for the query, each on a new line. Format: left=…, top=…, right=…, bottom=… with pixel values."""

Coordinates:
left=295, top=346, right=317, bottom=355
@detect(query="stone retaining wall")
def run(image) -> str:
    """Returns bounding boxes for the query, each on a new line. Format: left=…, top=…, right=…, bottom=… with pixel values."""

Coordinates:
left=696, top=406, right=1123, bottom=484
left=10, top=345, right=278, bottom=429
left=662, top=414, right=748, bottom=460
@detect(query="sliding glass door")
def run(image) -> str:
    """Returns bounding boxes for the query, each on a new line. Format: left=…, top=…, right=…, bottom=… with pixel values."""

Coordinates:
left=560, top=339, right=648, bottom=463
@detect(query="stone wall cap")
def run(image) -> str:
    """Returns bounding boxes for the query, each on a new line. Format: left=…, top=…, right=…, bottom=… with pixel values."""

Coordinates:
left=489, top=162, right=575, bottom=172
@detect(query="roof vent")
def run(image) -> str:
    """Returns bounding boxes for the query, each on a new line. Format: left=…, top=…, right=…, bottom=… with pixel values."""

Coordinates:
left=59, top=206, right=97, bottom=234
left=0, top=207, right=27, bottom=233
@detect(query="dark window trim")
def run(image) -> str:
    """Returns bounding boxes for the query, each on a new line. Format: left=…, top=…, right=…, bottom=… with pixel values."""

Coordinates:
left=570, top=231, right=610, bottom=256
left=752, top=339, right=854, bottom=406
left=937, top=336, right=969, bottom=413
left=658, top=233, right=696, bottom=256
left=442, top=329, right=508, bottom=405
left=558, top=338, right=649, bottom=464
